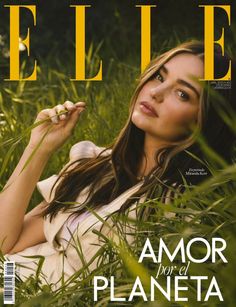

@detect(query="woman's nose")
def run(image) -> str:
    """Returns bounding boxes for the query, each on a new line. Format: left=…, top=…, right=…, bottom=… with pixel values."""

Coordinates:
left=150, top=84, right=165, bottom=103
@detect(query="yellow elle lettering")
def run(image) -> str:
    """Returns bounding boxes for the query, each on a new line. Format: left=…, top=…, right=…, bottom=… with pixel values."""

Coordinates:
left=3, top=4, right=232, bottom=82
left=136, top=5, right=157, bottom=73
left=200, top=5, right=231, bottom=81
left=4, top=5, right=37, bottom=81
left=71, top=5, right=103, bottom=81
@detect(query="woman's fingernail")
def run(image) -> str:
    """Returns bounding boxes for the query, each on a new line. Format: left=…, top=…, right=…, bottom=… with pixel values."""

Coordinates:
left=75, top=102, right=86, bottom=107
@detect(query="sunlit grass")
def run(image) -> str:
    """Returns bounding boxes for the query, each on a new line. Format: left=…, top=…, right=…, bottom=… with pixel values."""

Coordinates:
left=0, top=45, right=236, bottom=307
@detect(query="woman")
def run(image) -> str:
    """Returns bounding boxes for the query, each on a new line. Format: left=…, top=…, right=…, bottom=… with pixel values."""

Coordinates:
left=0, top=41, right=235, bottom=290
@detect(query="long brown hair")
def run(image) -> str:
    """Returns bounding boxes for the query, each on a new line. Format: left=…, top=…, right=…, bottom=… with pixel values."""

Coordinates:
left=42, top=41, right=236, bottom=222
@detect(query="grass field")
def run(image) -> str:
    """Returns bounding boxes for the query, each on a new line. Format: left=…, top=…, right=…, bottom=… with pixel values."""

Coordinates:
left=0, top=40, right=236, bottom=306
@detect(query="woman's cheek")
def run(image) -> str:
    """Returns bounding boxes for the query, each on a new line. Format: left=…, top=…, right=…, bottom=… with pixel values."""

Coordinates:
left=165, top=98, right=197, bottom=122
left=173, top=109, right=199, bottom=132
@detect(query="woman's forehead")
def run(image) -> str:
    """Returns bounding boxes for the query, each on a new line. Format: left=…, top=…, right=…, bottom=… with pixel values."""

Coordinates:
left=160, top=53, right=204, bottom=92
left=163, top=53, right=204, bottom=79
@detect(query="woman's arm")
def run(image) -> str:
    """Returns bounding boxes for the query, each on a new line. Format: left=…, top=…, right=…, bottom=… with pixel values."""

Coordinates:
left=6, top=201, right=47, bottom=255
left=0, top=146, right=50, bottom=254
left=0, top=101, right=86, bottom=255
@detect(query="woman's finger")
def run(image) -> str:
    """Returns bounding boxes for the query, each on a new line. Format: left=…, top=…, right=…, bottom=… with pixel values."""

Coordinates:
left=36, top=101, right=86, bottom=126
left=36, top=109, right=51, bottom=121
left=64, top=100, right=76, bottom=112
left=65, top=105, right=86, bottom=130
left=48, top=108, right=59, bottom=124
left=75, top=101, right=86, bottom=108
left=55, top=104, right=67, bottom=121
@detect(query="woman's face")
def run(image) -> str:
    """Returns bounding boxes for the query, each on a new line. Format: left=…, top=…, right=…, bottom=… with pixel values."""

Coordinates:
left=131, top=53, right=204, bottom=144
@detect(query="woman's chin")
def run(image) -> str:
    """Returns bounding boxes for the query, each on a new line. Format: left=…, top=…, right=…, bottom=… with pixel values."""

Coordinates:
left=131, top=119, right=148, bottom=132
left=131, top=113, right=151, bottom=130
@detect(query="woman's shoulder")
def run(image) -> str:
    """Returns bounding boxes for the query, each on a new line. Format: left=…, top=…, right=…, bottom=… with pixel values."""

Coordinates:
left=69, top=140, right=111, bottom=161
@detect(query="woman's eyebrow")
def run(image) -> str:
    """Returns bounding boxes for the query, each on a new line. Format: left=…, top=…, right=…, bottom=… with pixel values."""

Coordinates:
left=161, top=65, right=200, bottom=98
left=177, top=79, right=200, bottom=98
left=160, top=65, right=168, bottom=74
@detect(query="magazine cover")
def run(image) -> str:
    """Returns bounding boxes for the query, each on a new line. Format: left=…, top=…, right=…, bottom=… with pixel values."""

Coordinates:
left=0, top=0, right=235, bottom=306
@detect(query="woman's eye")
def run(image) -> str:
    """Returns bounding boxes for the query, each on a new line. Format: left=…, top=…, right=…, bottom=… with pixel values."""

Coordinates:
left=177, top=90, right=190, bottom=101
left=153, top=71, right=164, bottom=82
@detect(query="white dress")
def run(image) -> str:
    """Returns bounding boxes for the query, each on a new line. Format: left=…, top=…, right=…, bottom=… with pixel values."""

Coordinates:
left=4, top=141, right=144, bottom=290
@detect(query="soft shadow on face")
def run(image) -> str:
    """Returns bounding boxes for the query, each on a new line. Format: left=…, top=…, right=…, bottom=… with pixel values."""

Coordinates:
left=131, top=53, right=204, bottom=146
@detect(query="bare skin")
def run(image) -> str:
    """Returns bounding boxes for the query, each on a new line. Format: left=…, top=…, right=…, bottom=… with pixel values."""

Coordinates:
left=0, top=53, right=203, bottom=255
left=0, top=101, right=86, bottom=255
left=132, top=53, right=204, bottom=177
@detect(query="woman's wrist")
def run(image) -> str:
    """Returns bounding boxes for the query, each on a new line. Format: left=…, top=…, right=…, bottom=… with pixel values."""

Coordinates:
left=26, top=142, right=53, bottom=160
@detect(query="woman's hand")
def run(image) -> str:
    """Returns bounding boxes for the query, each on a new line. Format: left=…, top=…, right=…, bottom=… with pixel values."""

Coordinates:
left=28, top=100, right=86, bottom=155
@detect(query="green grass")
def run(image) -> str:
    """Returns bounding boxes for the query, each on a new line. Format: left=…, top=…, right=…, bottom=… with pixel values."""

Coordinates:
left=0, top=46, right=236, bottom=306
left=0, top=48, right=137, bottom=206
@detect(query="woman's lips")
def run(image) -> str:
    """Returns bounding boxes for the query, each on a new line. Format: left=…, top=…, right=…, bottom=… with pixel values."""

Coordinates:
left=139, top=101, right=158, bottom=117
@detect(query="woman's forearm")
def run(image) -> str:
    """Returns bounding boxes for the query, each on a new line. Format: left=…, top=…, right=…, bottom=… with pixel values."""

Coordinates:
left=0, top=100, right=85, bottom=254
left=0, top=145, right=51, bottom=253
